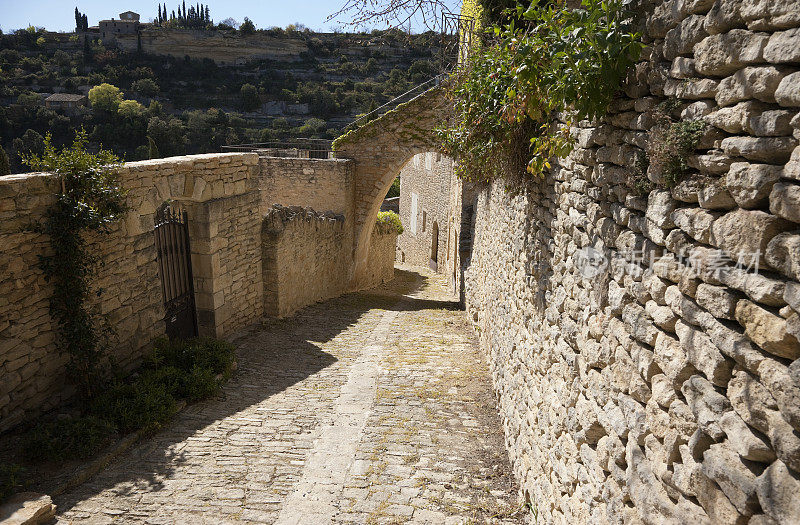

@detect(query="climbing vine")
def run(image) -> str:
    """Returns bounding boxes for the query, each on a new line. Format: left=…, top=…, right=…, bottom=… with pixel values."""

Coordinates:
left=439, top=0, right=643, bottom=182
left=23, top=130, right=127, bottom=399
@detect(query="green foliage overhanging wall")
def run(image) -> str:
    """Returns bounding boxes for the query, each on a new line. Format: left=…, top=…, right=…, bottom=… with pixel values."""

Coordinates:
left=23, top=130, right=127, bottom=399
left=440, top=0, right=643, bottom=183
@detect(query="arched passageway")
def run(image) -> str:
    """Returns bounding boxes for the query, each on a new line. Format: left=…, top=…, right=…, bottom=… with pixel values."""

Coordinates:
left=332, top=85, right=450, bottom=289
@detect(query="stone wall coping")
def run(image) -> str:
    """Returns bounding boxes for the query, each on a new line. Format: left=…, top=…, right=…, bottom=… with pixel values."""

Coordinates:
left=258, top=156, right=352, bottom=165
left=0, top=152, right=259, bottom=183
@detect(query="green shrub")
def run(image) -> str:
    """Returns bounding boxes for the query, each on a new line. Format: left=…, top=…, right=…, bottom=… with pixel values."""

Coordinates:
left=22, top=416, right=115, bottom=462
left=0, top=464, right=27, bottom=503
left=649, top=119, right=707, bottom=188
left=90, top=379, right=178, bottom=434
left=376, top=211, right=403, bottom=234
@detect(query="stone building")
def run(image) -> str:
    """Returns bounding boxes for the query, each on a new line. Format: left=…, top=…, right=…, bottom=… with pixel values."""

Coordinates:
left=397, top=152, right=454, bottom=271
left=44, top=94, right=87, bottom=114
left=100, top=12, right=140, bottom=43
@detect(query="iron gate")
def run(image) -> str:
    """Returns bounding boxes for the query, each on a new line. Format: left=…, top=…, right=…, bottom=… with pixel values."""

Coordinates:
left=154, top=204, right=198, bottom=340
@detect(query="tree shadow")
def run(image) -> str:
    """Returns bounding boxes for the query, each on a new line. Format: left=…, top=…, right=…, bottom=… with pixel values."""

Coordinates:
left=46, top=267, right=430, bottom=515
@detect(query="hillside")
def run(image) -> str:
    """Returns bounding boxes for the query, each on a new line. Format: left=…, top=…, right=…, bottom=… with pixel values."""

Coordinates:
left=0, top=26, right=447, bottom=172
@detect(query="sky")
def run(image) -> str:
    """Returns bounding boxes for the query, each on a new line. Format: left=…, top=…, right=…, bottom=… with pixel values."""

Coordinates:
left=0, top=0, right=462, bottom=34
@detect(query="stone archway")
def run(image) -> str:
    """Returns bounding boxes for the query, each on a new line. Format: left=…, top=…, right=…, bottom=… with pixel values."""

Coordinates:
left=333, top=85, right=450, bottom=289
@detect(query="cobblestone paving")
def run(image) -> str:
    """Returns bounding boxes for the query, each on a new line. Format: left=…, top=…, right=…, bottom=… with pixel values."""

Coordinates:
left=56, top=266, right=524, bottom=524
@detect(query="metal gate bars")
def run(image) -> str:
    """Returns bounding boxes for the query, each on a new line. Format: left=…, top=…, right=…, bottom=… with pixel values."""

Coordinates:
left=154, top=203, right=198, bottom=340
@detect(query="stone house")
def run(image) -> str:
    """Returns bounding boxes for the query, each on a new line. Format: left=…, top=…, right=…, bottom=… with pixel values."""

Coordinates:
left=397, top=152, right=453, bottom=271
left=100, top=12, right=140, bottom=43
left=44, top=93, right=87, bottom=114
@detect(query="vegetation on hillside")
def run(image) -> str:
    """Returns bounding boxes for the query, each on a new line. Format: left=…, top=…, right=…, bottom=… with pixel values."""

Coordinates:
left=0, top=25, right=444, bottom=173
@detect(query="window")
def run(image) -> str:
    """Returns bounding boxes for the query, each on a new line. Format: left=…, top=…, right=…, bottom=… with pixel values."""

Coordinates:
left=422, top=210, right=427, bottom=232
left=410, top=192, right=418, bottom=234
left=413, top=154, right=420, bottom=168
left=425, top=153, right=432, bottom=170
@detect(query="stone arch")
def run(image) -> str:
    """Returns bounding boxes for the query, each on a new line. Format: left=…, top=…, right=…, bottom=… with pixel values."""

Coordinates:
left=333, top=85, right=450, bottom=288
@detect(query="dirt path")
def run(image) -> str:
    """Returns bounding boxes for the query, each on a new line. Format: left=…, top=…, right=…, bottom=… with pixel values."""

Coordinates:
left=56, top=266, right=524, bottom=524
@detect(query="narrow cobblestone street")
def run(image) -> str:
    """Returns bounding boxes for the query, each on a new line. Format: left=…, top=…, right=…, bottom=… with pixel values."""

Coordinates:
left=55, top=266, right=524, bottom=524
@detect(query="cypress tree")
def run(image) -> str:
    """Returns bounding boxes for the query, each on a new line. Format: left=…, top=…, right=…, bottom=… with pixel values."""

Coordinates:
left=75, top=7, right=81, bottom=32
left=158, top=4, right=162, bottom=23
left=0, top=147, right=10, bottom=176
left=205, top=6, right=210, bottom=24
left=82, top=14, right=88, bottom=31
left=147, top=137, right=159, bottom=159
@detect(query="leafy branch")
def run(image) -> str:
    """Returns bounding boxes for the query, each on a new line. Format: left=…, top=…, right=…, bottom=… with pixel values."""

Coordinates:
left=439, top=0, right=643, bottom=182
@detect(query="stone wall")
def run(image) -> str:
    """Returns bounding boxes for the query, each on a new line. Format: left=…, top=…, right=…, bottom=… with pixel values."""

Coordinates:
left=397, top=152, right=454, bottom=270
left=462, top=0, right=800, bottom=523
left=261, top=205, right=349, bottom=318
left=362, top=223, right=400, bottom=291
left=258, top=156, right=354, bottom=219
left=0, top=153, right=261, bottom=432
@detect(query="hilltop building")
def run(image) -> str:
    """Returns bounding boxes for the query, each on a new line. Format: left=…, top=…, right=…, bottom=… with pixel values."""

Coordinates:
left=100, top=11, right=141, bottom=43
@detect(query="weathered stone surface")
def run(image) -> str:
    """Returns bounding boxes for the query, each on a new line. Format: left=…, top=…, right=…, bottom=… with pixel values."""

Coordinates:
left=704, top=0, right=744, bottom=34
left=785, top=282, right=800, bottom=312
left=655, top=331, right=695, bottom=385
left=646, top=300, right=678, bottom=331
left=698, top=178, right=737, bottom=209
left=682, top=375, right=731, bottom=439
left=681, top=100, right=716, bottom=121
left=670, top=57, right=698, bottom=79
left=742, top=0, right=800, bottom=30
left=719, top=411, right=776, bottom=462
left=705, top=100, right=766, bottom=133
left=673, top=207, right=719, bottom=243
left=775, top=72, right=800, bottom=107
left=716, top=67, right=789, bottom=107
left=676, top=320, right=734, bottom=386
left=763, top=28, right=800, bottom=64
left=665, top=15, right=708, bottom=60
left=736, top=300, right=800, bottom=359
left=689, top=151, right=736, bottom=175
left=647, top=189, right=677, bottom=228
left=758, top=358, right=800, bottom=431
left=746, top=110, right=795, bottom=136
left=720, top=137, right=797, bottom=163
left=783, top=146, right=800, bottom=181
left=725, top=162, right=783, bottom=208
left=702, top=443, right=762, bottom=515
left=0, top=492, right=56, bottom=525
left=696, top=283, right=738, bottom=320
left=757, top=460, right=800, bottom=525
left=712, top=209, right=791, bottom=266
left=694, top=31, right=769, bottom=77
left=766, top=233, right=800, bottom=280
left=770, top=182, right=800, bottom=223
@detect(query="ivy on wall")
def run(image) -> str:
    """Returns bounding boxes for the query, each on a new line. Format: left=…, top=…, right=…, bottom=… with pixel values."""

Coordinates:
left=23, top=130, right=127, bottom=399
left=440, top=0, right=643, bottom=182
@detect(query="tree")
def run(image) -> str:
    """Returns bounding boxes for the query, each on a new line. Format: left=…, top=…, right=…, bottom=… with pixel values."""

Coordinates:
left=0, top=146, right=10, bottom=175
left=240, top=17, right=256, bottom=34
left=118, top=99, right=145, bottom=120
left=132, top=77, right=159, bottom=97
left=75, top=7, right=81, bottom=32
left=240, top=83, right=260, bottom=111
left=329, top=0, right=453, bottom=30
left=88, top=83, right=123, bottom=112
left=147, top=136, right=160, bottom=159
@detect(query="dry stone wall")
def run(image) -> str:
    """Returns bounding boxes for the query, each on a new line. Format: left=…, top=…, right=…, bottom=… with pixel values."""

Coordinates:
left=261, top=204, right=349, bottom=318
left=463, top=0, right=800, bottom=523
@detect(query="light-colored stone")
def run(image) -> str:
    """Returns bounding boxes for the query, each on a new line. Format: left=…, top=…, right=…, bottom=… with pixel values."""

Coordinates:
left=716, top=66, right=789, bottom=107
left=701, top=443, right=761, bottom=515
left=766, top=232, right=800, bottom=280
left=698, top=178, right=736, bottom=210
left=725, top=162, right=782, bottom=208
left=696, top=283, right=738, bottom=320
left=712, top=209, right=791, bottom=266
left=0, top=493, right=56, bottom=525
left=769, top=182, right=800, bottom=223
left=676, top=320, right=734, bottom=386
left=764, top=28, right=800, bottom=64
left=736, top=300, right=800, bottom=359
left=694, top=30, right=769, bottom=77
left=775, top=72, right=800, bottom=107
left=718, top=411, right=776, bottom=462
left=757, top=460, right=800, bottom=525
left=720, top=136, right=797, bottom=163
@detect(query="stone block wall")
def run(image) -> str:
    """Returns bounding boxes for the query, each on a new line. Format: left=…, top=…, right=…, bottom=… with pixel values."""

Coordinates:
left=258, top=156, right=354, bottom=219
left=0, top=153, right=260, bottom=432
left=462, top=0, right=800, bottom=522
left=261, top=205, right=349, bottom=318
left=397, top=152, right=454, bottom=270
left=362, top=223, right=400, bottom=291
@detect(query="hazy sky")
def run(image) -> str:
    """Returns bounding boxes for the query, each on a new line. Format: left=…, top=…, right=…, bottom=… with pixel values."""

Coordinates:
left=0, top=0, right=462, bottom=33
